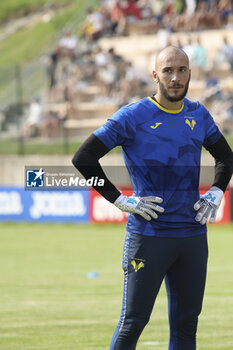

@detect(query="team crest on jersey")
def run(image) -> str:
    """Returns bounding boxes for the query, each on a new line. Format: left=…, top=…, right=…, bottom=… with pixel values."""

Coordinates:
left=131, top=258, right=145, bottom=272
left=150, top=122, right=162, bottom=129
left=184, top=117, right=196, bottom=130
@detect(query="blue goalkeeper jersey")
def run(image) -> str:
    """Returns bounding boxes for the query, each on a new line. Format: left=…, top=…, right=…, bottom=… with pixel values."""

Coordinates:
left=94, top=97, right=221, bottom=237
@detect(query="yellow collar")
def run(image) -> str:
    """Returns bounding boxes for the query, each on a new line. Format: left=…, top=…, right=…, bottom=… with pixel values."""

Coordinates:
left=148, top=97, right=184, bottom=114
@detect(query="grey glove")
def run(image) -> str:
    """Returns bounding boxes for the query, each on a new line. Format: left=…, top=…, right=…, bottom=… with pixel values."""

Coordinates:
left=114, top=194, right=164, bottom=221
left=194, top=186, right=223, bottom=225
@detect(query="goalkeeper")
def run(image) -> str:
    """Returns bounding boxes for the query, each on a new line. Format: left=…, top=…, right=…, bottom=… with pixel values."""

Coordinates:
left=72, top=46, right=233, bottom=350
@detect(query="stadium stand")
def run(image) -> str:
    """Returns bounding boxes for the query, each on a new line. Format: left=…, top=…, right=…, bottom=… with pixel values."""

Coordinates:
left=17, top=0, right=233, bottom=138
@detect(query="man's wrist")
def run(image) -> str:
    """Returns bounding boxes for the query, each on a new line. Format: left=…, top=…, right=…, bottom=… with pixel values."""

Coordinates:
left=114, top=194, right=125, bottom=205
left=207, top=186, right=224, bottom=203
left=197, top=186, right=223, bottom=211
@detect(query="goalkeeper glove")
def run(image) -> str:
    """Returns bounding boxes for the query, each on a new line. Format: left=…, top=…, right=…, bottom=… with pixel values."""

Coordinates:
left=194, top=186, right=223, bottom=225
left=114, top=194, right=164, bottom=221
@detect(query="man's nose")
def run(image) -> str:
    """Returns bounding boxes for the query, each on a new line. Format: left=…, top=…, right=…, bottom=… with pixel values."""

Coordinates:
left=171, top=72, right=180, bottom=82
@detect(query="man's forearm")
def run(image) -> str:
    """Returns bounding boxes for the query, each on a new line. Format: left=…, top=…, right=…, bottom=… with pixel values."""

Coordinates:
left=72, top=134, right=121, bottom=203
left=212, top=155, right=233, bottom=191
left=205, top=135, right=233, bottom=192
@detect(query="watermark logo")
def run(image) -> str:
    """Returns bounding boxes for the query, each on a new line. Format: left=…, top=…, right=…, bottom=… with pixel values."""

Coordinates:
left=26, top=168, right=45, bottom=188
left=25, top=166, right=105, bottom=190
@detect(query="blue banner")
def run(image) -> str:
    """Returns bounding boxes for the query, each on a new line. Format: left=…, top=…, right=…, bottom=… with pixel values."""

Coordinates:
left=0, top=186, right=89, bottom=222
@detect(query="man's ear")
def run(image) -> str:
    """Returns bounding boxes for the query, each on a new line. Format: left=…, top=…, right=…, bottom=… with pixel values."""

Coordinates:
left=152, top=70, right=158, bottom=83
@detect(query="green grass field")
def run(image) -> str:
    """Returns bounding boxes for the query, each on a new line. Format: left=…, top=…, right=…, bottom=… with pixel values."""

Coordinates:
left=0, top=223, right=232, bottom=350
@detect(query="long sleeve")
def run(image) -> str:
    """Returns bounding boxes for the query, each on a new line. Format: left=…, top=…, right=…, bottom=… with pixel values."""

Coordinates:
left=204, top=134, right=233, bottom=192
left=72, top=133, right=121, bottom=203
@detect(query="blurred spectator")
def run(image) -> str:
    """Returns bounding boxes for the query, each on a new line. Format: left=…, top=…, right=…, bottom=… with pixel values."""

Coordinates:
left=108, top=47, right=124, bottom=63
left=218, top=0, right=233, bottom=23
left=205, top=70, right=219, bottom=88
left=21, top=97, right=43, bottom=138
left=137, top=0, right=161, bottom=33
left=138, top=0, right=153, bottom=19
left=43, top=111, right=61, bottom=138
left=95, top=47, right=109, bottom=66
left=163, top=1, right=175, bottom=16
left=183, top=38, right=195, bottom=67
left=150, top=0, right=165, bottom=22
left=98, top=62, right=118, bottom=96
left=122, top=0, right=142, bottom=20
left=109, top=1, right=127, bottom=35
left=172, top=0, right=222, bottom=31
left=58, top=30, right=78, bottom=60
left=124, top=61, right=150, bottom=85
left=83, top=7, right=105, bottom=41
left=99, top=6, right=115, bottom=36
left=78, top=51, right=97, bottom=82
left=119, top=61, right=151, bottom=104
left=193, top=37, right=207, bottom=78
left=194, top=1, right=221, bottom=29
left=185, top=0, right=196, bottom=15
left=217, top=36, right=233, bottom=72
left=46, top=47, right=60, bottom=90
left=117, top=0, right=160, bottom=35
left=0, top=107, right=6, bottom=132
left=202, top=70, right=221, bottom=107
left=95, top=46, right=126, bottom=97
left=209, top=85, right=233, bottom=133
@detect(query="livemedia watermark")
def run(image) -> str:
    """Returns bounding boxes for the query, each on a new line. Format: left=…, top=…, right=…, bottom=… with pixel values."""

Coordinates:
left=25, top=165, right=216, bottom=191
left=25, top=166, right=105, bottom=190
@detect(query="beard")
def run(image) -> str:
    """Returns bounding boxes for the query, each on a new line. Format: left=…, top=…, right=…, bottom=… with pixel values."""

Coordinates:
left=158, top=75, right=190, bottom=102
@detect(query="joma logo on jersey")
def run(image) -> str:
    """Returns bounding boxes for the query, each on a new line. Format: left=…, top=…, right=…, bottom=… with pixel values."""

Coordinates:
left=185, top=118, right=196, bottom=130
left=131, top=258, right=145, bottom=272
left=150, top=122, right=162, bottom=129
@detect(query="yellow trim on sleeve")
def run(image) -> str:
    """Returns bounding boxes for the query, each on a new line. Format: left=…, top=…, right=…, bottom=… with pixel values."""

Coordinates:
left=148, top=97, right=184, bottom=114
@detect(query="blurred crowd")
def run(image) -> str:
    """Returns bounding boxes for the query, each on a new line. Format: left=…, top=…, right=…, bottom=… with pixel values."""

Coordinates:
left=80, top=0, right=233, bottom=40
left=20, top=0, right=233, bottom=138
